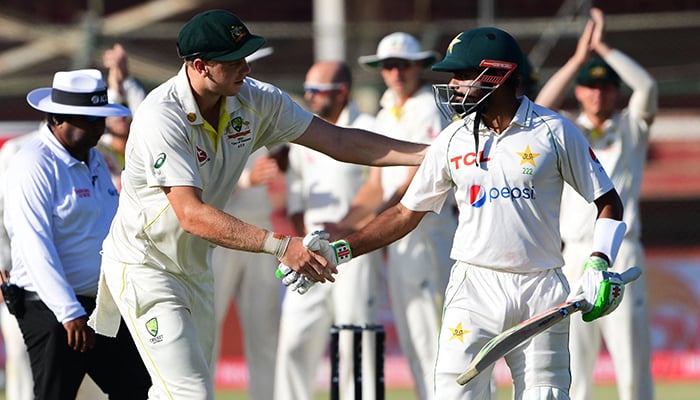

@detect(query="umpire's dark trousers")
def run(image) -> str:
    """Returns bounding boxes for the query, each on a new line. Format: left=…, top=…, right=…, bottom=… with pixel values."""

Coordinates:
left=15, top=292, right=151, bottom=400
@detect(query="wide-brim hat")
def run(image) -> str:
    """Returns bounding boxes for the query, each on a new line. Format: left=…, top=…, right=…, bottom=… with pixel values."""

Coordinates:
left=177, top=9, right=266, bottom=62
left=358, top=32, right=440, bottom=68
left=26, top=69, right=131, bottom=117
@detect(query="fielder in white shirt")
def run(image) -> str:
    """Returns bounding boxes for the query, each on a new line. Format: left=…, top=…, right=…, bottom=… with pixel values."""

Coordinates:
left=536, top=8, right=657, bottom=400
left=275, top=61, right=383, bottom=400
left=355, top=32, right=456, bottom=400
left=88, top=10, right=427, bottom=399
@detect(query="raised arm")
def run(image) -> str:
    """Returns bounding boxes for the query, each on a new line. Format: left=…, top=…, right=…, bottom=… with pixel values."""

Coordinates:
left=536, top=17, right=596, bottom=109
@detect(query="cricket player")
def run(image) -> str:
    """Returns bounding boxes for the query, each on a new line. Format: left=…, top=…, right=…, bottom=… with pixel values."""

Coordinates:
left=87, top=10, right=427, bottom=399
left=275, top=60, right=383, bottom=400
left=283, top=27, right=628, bottom=399
left=536, top=7, right=657, bottom=400
left=355, top=32, right=455, bottom=400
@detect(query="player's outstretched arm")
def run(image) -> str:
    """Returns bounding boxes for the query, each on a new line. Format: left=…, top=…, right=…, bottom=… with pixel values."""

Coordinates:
left=345, top=202, right=426, bottom=258
left=294, top=117, right=428, bottom=167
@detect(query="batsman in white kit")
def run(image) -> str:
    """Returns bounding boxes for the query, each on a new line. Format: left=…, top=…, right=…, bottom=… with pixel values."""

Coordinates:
left=281, top=27, right=633, bottom=399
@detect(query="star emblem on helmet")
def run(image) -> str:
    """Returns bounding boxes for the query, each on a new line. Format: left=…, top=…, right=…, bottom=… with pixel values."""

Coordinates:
left=447, top=36, right=462, bottom=54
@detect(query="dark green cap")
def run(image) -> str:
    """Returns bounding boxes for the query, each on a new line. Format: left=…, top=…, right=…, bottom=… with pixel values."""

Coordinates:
left=177, top=10, right=266, bottom=62
left=432, top=27, right=524, bottom=75
left=576, top=58, right=620, bottom=86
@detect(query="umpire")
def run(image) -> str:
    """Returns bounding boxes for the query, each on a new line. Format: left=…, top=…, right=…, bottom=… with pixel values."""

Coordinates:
left=3, top=69, right=150, bottom=399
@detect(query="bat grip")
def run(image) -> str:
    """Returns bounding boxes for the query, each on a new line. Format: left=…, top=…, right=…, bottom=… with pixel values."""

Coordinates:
left=620, top=266, right=642, bottom=284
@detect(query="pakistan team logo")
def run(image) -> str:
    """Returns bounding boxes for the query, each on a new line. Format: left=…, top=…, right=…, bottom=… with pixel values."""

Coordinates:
left=146, top=318, right=158, bottom=337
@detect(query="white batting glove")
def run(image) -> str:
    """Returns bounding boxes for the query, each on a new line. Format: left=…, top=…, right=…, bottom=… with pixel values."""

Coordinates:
left=275, top=264, right=314, bottom=294
left=304, top=230, right=353, bottom=266
left=275, top=230, right=353, bottom=295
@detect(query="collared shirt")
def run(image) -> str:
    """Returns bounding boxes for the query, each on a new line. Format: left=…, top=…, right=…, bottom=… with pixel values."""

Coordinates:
left=4, top=125, right=118, bottom=323
left=286, top=101, right=375, bottom=231
left=102, top=65, right=313, bottom=274
left=401, top=97, right=614, bottom=272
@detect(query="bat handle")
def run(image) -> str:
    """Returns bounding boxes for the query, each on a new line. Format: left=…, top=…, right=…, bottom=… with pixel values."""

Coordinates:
left=620, top=266, right=642, bottom=284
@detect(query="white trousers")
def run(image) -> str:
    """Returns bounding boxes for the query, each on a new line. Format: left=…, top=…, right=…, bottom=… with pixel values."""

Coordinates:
left=274, top=250, right=382, bottom=400
left=386, top=221, right=454, bottom=400
left=210, top=246, right=282, bottom=400
left=103, top=258, right=216, bottom=400
left=435, top=263, right=571, bottom=400
left=563, top=238, right=654, bottom=400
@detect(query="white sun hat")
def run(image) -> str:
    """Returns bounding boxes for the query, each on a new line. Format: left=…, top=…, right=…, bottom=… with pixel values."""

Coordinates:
left=26, top=69, right=131, bottom=117
left=358, top=32, right=441, bottom=68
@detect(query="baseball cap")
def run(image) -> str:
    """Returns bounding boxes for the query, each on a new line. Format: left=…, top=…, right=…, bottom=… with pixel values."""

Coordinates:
left=576, top=58, right=621, bottom=86
left=358, top=32, right=440, bottom=68
left=177, top=9, right=266, bottom=62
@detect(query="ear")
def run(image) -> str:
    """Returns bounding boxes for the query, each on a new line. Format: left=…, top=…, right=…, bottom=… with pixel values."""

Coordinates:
left=191, top=59, right=209, bottom=76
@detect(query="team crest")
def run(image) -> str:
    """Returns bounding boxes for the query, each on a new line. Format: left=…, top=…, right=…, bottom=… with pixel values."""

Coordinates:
left=517, top=144, right=540, bottom=167
left=146, top=318, right=158, bottom=337
left=230, top=25, right=247, bottom=42
left=449, top=322, right=469, bottom=343
left=231, top=116, right=244, bottom=132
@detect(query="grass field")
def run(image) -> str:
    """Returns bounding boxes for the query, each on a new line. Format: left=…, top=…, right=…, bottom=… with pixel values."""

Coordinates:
left=214, top=382, right=700, bottom=399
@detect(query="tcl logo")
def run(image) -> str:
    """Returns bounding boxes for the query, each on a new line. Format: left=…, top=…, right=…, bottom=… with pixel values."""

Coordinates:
left=450, top=151, right=491, bottom=169
left=468, top=184, right=536, bottom=208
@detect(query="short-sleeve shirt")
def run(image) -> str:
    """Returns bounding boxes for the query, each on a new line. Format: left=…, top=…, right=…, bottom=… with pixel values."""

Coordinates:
left=401, top=97, right=614, bottom=272
left=102, top=66, right=314, bottom=274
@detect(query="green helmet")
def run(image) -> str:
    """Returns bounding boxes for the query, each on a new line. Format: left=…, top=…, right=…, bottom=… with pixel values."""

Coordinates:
left=432, top=27, right=525, bottom=74
left=431, top=27, right=525, bottom=120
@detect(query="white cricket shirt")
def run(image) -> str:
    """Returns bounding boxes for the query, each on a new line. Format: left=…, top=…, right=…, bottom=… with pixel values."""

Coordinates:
left=4, top=125, right=119, bottom=323
left=401, top=97, right=614, bottom=272
left=102, top=66, right=313, bottom=274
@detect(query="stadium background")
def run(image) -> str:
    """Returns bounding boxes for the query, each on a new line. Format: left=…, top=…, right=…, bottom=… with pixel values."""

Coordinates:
left=0, top=0, right=699, bottom=394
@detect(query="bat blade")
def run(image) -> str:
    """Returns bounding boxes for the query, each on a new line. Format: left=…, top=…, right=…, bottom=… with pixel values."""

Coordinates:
left=455, top=266, right=642, bottom=386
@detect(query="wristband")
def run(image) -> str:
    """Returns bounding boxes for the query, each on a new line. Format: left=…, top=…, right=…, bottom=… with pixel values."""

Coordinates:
left=262, top=231, right=291, bottom=259
left=592, top=218, right=626, bottom=265
left=331, top=240, right=352, bottom=263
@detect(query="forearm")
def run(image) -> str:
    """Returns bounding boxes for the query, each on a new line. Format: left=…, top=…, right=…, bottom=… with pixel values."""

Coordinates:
left=295, top=117, right=428, bottom=167
left=535, top=57, right=583, bottom=109
left=345, top=203, right=424, bottom=257
left=603, top=49, right=658, bottom=120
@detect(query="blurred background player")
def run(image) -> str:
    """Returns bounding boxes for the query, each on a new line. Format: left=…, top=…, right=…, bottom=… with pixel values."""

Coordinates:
left=536, top=7, right=657, bottom=400
left=209, top=41, right=285, bottom=400
left=274, top=60, right=383, bottom=400
left=97, top=43, right=146, bottom=191
left=349, top=32, right=455, bottom=400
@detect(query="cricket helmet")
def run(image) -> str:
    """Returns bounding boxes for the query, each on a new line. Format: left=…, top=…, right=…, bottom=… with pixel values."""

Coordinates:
left=432, top=27, right=525, bottom=120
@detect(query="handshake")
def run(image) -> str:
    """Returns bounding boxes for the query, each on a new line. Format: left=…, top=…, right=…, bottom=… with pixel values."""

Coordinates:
left=275, top=230, right=352, bottom=294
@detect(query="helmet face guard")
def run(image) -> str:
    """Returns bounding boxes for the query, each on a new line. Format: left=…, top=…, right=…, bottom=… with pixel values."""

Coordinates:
left=432, top=59, right=517, bottom=121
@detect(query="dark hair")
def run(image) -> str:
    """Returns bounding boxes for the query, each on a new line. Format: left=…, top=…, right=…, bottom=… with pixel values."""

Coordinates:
left=47, top=113, right=65, bottom=127
left=332, top=62, right=353, bottom=88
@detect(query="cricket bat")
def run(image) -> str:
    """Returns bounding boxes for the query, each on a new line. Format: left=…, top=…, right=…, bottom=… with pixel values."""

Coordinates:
left=455, top=266, right=642, bottom=386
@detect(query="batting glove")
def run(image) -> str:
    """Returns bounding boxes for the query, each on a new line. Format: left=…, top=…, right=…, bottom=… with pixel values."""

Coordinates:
left=303, top=230, right=353, bottom=266
left=275, top=264, right=314, bottom=294
left=579, top=256, right=626, bottom=322
left=275, top=230, right=353, bottom=294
